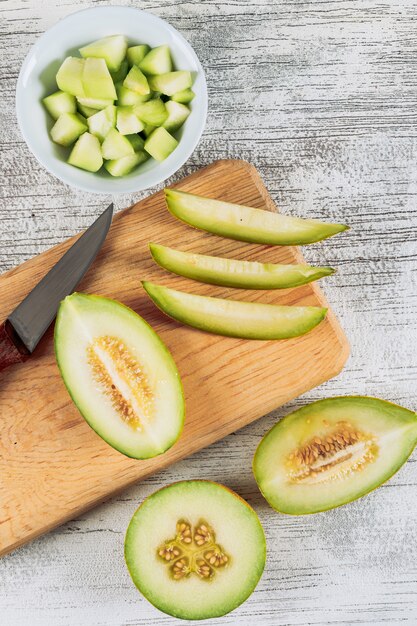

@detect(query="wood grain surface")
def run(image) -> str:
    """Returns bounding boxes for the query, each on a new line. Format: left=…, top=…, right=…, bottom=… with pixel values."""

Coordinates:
left=0, top=159, right=348, bottom=557
left=1, top=1, right=417, bottom=625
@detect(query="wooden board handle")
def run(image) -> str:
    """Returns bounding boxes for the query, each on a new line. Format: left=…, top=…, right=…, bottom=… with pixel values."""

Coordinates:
left=0, top=321, right=29, bottom=372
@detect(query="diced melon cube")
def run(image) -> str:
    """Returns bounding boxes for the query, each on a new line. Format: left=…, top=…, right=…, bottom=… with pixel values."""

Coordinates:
left=104, top=151, right=149, bottom=176
left=50, top=113, right=87, bottom=146
left=123, top=66, right=150, bottom=95
left=110, top=59, right=129, bottom=83
left=171, top=88, right=195, bottom=104
left=126, top=134, right=145, bottom=151
left=116, top=84, right=152, bottom=106
left=139, top=45, right=172, bottom=75
left=134, top=98, right=168, bottom=126
left=82, top=58, right=117, bottom=100
left=116, top=106, right=144, bottom=135
left=76, top=102, right=98, bottom=117
left=144, top=127, right=178, bottom=161
left=79, top=35, right=127, bottom=72
left=143, top=124, right=156, bottom=137
left=43, top=91, right=76, bottom=120
left=56, top=57, right=86, bottom=97
left=101, top=128, right=135, bottom=159
left=68, top=132, right=103, bottom=172
left=127, top=45, right=150, bottom=67
left=76, top=96, right=114, bottom=110
left=149, top=71, right=192, bottom=97
left=162, top=101, right=190, bottom=132
left=87, top=105, right=116, bottom=142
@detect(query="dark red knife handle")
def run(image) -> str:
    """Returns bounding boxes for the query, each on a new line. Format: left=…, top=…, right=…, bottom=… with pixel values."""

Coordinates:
left=0, top=321, right=29, bottom=372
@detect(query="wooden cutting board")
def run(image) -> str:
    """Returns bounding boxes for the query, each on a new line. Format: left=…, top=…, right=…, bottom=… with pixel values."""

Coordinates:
left=0, top=160, right=349, bottom=556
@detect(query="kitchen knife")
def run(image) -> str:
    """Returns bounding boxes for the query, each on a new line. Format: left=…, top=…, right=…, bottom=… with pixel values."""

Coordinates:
left=0, top=203, right=113, bottom=373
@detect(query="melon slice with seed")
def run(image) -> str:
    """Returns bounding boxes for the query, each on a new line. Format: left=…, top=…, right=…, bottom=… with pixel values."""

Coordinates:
left=253, top=396, right=417, bottom=514
left=54, top=293, right=184, bottom=459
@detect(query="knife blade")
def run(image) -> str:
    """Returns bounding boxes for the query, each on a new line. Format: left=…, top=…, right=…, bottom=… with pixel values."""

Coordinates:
left=0, top=203, right=113, bottom=372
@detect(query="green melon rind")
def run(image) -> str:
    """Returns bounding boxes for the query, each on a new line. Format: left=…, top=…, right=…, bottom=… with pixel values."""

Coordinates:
left=54, top=293, right=185, bottom=460
left=164, top=189, right=349, bottom=246
left=149, top=243, right=335, bottom=289
left=253, top=396, right=417, bottom=515
left=142, top=281, right=327, bottom=340
left=124, top=480, right=266, bottom=620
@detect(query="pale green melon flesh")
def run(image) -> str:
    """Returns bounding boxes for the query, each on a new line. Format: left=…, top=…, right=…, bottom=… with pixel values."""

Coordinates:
left=149, top=243, right=335, bottom=289
left=50, top=113, right=87, bottom=146
left=164, top=190, right=349, bottom=245
left=162, top=101, right=190, bottom=132
left=139, top=45, right=172, bottom=75
left=54, top=293, right=184, bottom=459
left=253, top=396, right=417, bottom=514
left=116, top=84, right=152, bottom=106
left=142, top=281, right=327, bottom=339
left=77, top=103, right=98, bottom=117
left=116, top=106, right=144, bottom=135
left=144, top=128, right=178, bottom=161
left=105, top=151, right=148, bottom=176
left=56, top=57, right=85, bottom=97
left=127, top=44, right=150, bottom=67
left=82, top=58, right=117, bottom=100
left=77, top=96, right=114, bottom=110
left=101, top=128, right=135, bottom=159
left=110, top=59, right=129, bottom=83
left=149, top=71, right=192, bottom=96
left=124, top=481, right=266, bottom=620
left=126, top=134, right=145, bottom=151
left=67, top=132, right=103, bottom=172
left=134, top=98, right=168, bottom=126
left=79, top=35, right=128, bottom=72
left=87, top=105, right=116, bottom=142
left=123, top=66, right=150, bottom=95
left=43, top=91, right=76, bottom=119
left=171, top=88, right=195, bottom=103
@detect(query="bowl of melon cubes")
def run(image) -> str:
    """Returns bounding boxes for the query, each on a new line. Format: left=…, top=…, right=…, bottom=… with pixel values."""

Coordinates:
left=16, top=6, right=207, bottom=193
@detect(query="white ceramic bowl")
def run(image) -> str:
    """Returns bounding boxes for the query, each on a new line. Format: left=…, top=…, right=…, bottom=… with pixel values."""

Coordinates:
left=16, top=6, right=207, bottom=194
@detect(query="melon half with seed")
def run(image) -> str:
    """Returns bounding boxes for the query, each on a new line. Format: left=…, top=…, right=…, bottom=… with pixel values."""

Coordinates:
left=125, top=481, right=266, bottom=620
left=253, top=396, right=417, bottom=514
left=54, top=293, right=184, bottom=459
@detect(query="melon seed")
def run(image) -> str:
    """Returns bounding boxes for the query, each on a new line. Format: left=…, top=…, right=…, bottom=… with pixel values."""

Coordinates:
left=157, top=518, right=230, bottom=582
left=87, top=335, right=154, bottom=430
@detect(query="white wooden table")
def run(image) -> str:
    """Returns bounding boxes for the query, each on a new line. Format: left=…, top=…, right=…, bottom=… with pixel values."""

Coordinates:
left=1, top=1, right=417, bottom=624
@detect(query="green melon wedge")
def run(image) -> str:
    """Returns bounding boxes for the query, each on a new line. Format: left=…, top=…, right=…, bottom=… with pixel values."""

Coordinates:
left=164, top=190, right=349, bottom=245
left=124, top=480, right=266, bottom=620
left=253, top=396, right=417, bottom=515
left=55, top=293, right=184, bottom=459
left=149, top=243, right=335, bottom=289
left=142, top=282, right=327, bottom=339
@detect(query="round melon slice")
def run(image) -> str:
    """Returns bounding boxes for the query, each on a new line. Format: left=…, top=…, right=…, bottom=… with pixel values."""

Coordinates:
left=125, top=481, right=266, bottom=620
left=253, top=396, right=417, bottom=515
left=55, top=293, right=184, bottom=459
